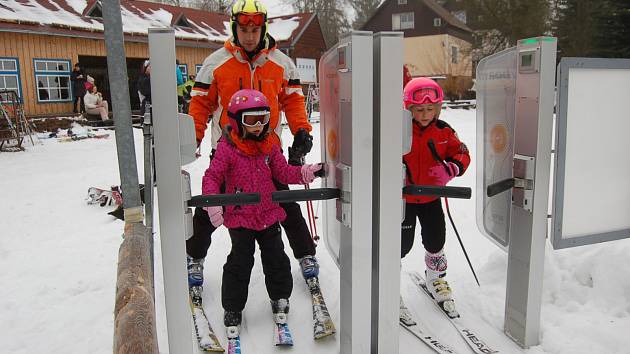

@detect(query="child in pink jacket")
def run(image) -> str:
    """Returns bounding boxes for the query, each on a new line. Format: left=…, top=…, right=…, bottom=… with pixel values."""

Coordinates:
left=202, top=89, right=324, bottom=335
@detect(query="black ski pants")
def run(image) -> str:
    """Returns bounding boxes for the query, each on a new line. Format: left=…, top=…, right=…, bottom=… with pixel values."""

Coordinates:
left=222, top=223, right=293, bottom=312
left=186, top=182, right=316, bottom=260
left=401, top=199, right=446, bottom=258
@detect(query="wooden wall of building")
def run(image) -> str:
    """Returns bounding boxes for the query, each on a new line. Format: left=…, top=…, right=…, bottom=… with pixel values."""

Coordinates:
left=0, top=32, right=212, bottom=117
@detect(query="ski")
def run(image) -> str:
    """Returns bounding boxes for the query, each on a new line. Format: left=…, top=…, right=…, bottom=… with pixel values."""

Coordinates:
left=400, top=320, right=459, bottom=354
left=306, top=277, right=336, bottom=339
left=409, top=272, right=499, bottom=354
left=226, top=326, right=241, bottom=354
left=189, top=287, right=224, bottom=352
left=273, top=322, right=294, bottom=346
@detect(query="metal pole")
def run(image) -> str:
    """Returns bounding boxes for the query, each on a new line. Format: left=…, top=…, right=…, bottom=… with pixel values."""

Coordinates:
left=373, top=32, right=403, bottom=354
left=102, top=0, right=143, bottom=222
left=143, top=103, right=155, bottom=293
left=149, top=27, right=194, bottom=354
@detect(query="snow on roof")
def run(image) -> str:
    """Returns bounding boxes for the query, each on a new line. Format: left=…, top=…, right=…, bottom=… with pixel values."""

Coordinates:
left=267, top=16, right=301, bottom=42
left=0, top=0, right=307, bottom=44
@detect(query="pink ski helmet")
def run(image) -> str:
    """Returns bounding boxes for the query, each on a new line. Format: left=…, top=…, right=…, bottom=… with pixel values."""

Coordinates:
left=403, top=77, right=444, bottom=110
left=227, top=89, right=271, bottom=138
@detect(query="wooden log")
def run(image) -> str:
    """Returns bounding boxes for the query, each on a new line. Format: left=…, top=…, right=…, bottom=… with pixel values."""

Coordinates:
left=113, top=222, right=158, bottom=354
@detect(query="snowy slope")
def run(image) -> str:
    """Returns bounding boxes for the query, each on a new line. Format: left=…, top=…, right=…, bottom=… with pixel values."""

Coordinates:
left=1, top=108, right=629, bottom=354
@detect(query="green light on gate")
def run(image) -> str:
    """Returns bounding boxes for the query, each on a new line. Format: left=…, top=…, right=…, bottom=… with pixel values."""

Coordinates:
left=519, top=37, right=557, bottom=45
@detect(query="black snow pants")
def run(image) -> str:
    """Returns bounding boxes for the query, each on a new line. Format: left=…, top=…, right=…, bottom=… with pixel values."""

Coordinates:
left=222, top=223, right=293, bottom=312
left=400, top=198, right=446, bottom=258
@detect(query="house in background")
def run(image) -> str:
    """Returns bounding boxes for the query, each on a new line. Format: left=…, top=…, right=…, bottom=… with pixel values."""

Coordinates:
left=0, top=0, right=326, bottom=118
left=362, top=0, right=474, bottom=99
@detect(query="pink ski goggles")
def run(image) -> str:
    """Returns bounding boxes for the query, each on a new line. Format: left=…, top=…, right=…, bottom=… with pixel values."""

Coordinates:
left=406, top=87, right=442, bottom=105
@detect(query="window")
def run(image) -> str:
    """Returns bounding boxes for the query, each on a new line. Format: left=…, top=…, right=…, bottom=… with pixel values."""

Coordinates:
left=392, top=12, right=414, bottom=30
left=178, top=64, right=188, bottom=81
left=34, top=59, right=71, bottom=102
left=434, top=18, right=442, bottom=27
left=398, top=0, right=407, bottom=4
left=451, top=46, right=459, bottom=64
left=195, top=64, right=203, bottom=75
left=86, top=2, right=102, bottom=18
left=0, top=58, right=21, bottom=103
left=452, top=10, right=467, bottom=24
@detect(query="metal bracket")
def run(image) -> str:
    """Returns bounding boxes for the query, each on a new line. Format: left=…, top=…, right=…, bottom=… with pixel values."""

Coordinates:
left=512, top=154, right=535, bottom=212
left=336, top=163, right=352, bottom=227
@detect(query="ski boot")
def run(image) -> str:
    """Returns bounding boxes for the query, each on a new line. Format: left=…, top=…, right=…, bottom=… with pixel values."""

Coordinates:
left=271, top=298, right=293, bottom=345
left=187, top=256, right=204, bottom=305
left=271, top=298, right=290, bottom=323
left=299, top=255, right=321, bottom=292
left=224, top=310, right=242, bottom=339
left=399, top=295, right=416, bottom=326
left=425, top=250, right=459, bottom=318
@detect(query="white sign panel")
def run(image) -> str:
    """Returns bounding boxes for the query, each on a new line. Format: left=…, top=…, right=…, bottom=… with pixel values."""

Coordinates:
left=297, top=58, right=317, bottom=83
left=552, top=58, right=630, bottom=249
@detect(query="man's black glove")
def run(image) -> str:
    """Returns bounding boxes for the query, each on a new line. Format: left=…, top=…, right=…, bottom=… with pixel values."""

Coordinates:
left=288, top=128, right=313, bottom=166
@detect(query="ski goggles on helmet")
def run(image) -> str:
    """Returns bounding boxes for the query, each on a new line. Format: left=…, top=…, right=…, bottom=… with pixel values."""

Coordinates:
left=234, top=12, right=265, bottom=27
left=241, top=110, right=270, bottom=127
left=407, top=87, right=442, bottom=105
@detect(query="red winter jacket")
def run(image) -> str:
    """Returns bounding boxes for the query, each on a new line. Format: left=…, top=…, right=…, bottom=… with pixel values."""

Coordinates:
left=403, top=120, right=470, bottom=204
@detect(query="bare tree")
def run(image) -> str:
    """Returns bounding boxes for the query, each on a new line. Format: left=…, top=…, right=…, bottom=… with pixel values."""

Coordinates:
left=284, top=0, right=351, bottom=47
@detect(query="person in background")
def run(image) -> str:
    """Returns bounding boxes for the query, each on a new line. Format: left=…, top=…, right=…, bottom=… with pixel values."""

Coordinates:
left=182, top=74, right=195, bottom=114
left=137, top=60, right=151, bottom=114
left=84, top=84, right=109, bottom=121
left=176, top=60, right=186, bottom=112
left=70, top=63, right=86, bottom=114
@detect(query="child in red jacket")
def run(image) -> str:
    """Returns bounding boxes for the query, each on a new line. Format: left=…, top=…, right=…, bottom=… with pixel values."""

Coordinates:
left=400, top=78, right=470, bottom=317
left=201, top=89, right=323, bottom=338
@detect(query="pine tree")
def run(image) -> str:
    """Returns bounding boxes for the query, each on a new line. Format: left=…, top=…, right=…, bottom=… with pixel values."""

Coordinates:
left=462, top=0, right=552, bottom=59
left=349, top=0, right=381, bottom=29
left=592, top=0, right=630, bottom=58
left=553, top=0, right=603, bottom=57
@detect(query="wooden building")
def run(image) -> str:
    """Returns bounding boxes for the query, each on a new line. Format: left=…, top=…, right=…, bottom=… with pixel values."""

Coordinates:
left=0, top=0, right=326, bottom=117
left=362, top=0, right=473, bottom=98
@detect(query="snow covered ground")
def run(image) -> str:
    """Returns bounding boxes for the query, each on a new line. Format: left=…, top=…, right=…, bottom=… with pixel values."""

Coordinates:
left=1, top=108, right=629, bottom=354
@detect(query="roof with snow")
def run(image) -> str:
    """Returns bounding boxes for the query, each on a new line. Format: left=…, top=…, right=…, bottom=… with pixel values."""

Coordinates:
left=0, top=0, right=312, bottom=47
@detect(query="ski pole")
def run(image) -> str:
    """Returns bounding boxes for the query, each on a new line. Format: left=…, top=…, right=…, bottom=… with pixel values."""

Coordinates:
left=304, top=184, right=320, bottom=244
left=445, top=197, right=480, bottom=287
left=428, top=139, right=480, bottom=286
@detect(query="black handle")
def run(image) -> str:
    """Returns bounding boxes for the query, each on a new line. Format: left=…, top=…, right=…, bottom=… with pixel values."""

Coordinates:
left=272, top=188, right=341, bottom=203
left=188, top=193, right=261, bottom=207
left=486, top=178, right=515, bottom=197
left=403, top=185, right=472, bottom=199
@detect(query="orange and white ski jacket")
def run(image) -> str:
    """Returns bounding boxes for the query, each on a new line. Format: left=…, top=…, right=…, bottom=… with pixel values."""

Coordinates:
left=189, top=36, right=311, bottom=148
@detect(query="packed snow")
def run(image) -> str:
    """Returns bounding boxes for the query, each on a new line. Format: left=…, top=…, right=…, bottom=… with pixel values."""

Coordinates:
left=1, top=108, right=629, bottom=354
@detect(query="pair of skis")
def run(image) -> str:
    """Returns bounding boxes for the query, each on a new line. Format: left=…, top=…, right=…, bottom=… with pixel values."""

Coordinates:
left=191, top=277, right=336, bottom=353
left=403, top=272, right=499, bottom=354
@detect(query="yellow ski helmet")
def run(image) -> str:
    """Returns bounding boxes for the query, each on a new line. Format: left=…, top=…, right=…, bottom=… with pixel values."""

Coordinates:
left=230, top=0, right=268, bottom=44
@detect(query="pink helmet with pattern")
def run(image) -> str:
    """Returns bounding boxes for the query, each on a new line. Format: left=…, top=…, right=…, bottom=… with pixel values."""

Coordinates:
left=227, top=89, right=271, bottom=138
left=403, top=77, right=444, bottom=110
